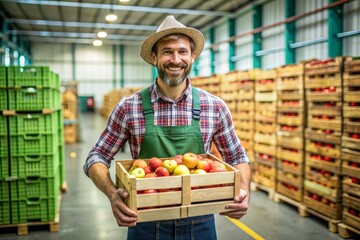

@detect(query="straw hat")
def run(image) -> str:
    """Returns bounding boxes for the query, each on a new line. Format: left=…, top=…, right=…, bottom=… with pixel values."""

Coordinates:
left=140, top=15, right=205, bottom=65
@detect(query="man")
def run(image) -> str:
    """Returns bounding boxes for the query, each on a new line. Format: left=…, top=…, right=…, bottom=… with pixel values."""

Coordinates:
left=84, top=15, right=251, bottom=240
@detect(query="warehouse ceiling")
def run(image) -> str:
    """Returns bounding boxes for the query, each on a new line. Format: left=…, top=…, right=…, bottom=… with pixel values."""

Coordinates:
left=0, top=0, right=256, bottom=46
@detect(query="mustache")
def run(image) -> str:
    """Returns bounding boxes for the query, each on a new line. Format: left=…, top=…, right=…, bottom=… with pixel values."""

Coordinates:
left=164, top=62, right=187, bottom=68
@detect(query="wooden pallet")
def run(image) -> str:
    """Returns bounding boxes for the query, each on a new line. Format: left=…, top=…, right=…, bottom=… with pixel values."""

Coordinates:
left=0, top=193, right=61, bottom=236
left=338, top=223, right=360, bottom=239
left=250, top=181, right=275, bottom=200
left=273, top=192, right=306, bottom=216
left=300, top=206, right=341, bottom=233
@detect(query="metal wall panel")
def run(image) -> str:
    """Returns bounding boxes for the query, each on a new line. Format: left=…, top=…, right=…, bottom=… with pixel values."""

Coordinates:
left=295, top=0, right=328, bottom=62
left=235, top=9, right=253, bottom=71
left=197, top=31, right=212, bottom=77
left=214, top=21, right=229, bottom=74
left=262, top=0, right=285, bottom=69
left=343, top=0, right=360, bottom=56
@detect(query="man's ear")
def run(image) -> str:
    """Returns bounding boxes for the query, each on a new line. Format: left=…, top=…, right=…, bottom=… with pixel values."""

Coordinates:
left=151, top=52, right=157, bottom=65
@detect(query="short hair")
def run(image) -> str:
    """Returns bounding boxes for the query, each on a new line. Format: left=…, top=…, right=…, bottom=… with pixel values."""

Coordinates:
left=151, top=33, right=195, bottom=55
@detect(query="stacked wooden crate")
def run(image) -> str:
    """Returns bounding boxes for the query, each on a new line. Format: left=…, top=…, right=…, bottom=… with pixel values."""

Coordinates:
left=220, top=71, right=239, bottom=116
left=303, top=58, right=343, bottom=221
left=61, top=81, right=78, bottom=144
left=232, top=70, right=257, bottom=162
left=275, top=64, right=305, bottom=203
left=191, top=74, right=222, bottom=97
left=340, top=57, right=360, bottom=236
left=252, top=69, right=277, bottom=191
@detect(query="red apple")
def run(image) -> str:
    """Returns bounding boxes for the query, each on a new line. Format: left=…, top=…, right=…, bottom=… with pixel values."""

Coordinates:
left=143, top=166, right=152, bottom=175
left=196, top=160, right=211, bottom=172
left=351, top=177, right=359, bottom=184
left=149, top=157, right=163, bottom=172
left=162, top=159, right=178, bottom=174
left=132, top=159, right=147, bottom=170
left=210, top=161, right=227, bottom=171
left=172, top=155, right=183, bottom=165
left=173, top=165, right=190, bottom=176
left=145, top=173, right=157, bottom=178
left=154, top=166, right=170, bottom=177
left=352, top=133, right=359, bottom=139
left=182, top=153, right=199, bottom=169
left=142, top=189, right=159, bottom=194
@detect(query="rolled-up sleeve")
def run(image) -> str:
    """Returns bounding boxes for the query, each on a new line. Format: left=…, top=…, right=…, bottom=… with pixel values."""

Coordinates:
left=83, top=99, right=130, bottom=177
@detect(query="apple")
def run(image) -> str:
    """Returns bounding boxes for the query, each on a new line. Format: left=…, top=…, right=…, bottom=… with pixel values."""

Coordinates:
left=143, top=166, right=152, bottom=175
left=155, top=166, right=170, bottom=177
left=130, top=167, right=145, bottom=178
left=130, top=159, right=147, bottom=172
left=173, top=165, right=190, bottom=176
left=145, top=173, right=157, bottom=178
left=142, top=189, right=159, bottom=194
left=210, top=161, right=227, bottom=171
left=193, top=169, right=207, bottom=174
left=352, top=133, right=359, bottom=139
left=182, top=153, right=199, bottom=169
left=172, top=155, right=183, bottom=165
left=162, top=159, right=178, bottom=174
left=351, top=178, right=360, bottom=184
left=196, top=155, right=204, bottom=160
left=196, top=160, right=211, bottom=172
left=149, top=157, right=163, bottom=172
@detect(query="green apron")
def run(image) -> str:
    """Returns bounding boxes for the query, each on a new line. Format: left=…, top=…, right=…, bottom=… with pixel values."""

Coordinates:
left=138, top=86, right=205, bottom=158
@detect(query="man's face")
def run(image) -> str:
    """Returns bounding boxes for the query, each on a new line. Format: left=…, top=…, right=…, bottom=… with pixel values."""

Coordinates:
left=151, top=37, right=195, bottom=87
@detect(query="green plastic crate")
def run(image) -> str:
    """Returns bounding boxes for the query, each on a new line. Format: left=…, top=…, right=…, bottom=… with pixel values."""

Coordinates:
left=7, top=66, right=59, bottom=89
left=0, top=180, right=10, bottom=201
left=9, top=112, right=59, bottom=135
left=0, top=154, right=9, bottom=178
left=9, top=133, right=59, bottom=156
left=10, top=172, right=59, bottom=199
left=58, top=145, right=65, bottom=189
left=0, top=89, right=7, bottom=110
left=0, top=200, right=10, bottom=224
left=0, top=66, right=6, bottom=88
left=7, top=88, right=61, bottom=111
left=11, top=197, right=57, bottom=223
left=0, top=115, right=7, bottom=136
left=10, top=153, right=60, bottom=178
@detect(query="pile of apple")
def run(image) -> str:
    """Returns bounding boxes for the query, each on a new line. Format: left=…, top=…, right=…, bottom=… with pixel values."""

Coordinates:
left=128, top=153, right=229, bottom=178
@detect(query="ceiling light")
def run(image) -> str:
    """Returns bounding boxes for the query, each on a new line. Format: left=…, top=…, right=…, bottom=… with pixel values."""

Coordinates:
left=106, top=13, right=117, bottom=22
left=93, top=39, right=103, bottom=46
left=119, top=0, right=130, bottom=2
left=97, top=31, right=107, bottom=38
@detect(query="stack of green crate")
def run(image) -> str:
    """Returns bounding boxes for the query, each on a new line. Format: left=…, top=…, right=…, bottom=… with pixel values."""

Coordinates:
left=1, top=66, right=65, bottom=224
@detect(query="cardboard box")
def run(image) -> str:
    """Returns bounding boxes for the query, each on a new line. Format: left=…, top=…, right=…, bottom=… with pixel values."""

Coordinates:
left=115, top=154, right=240, bottom=222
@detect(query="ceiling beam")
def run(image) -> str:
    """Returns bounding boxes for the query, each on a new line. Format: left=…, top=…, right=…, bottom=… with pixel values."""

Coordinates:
left=6, top=19, right=158, bottom=31
left=2, top=0, right=235, bottom=17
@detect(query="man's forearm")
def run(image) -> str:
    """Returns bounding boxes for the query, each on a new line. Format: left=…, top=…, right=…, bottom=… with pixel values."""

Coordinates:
left=88, top=162, right=117, bottom=199
left=235, top=163, right=251, bottom=195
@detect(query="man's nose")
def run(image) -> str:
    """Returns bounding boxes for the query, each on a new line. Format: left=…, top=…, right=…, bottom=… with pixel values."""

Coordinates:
left=170, top=52, right=181, bottom=64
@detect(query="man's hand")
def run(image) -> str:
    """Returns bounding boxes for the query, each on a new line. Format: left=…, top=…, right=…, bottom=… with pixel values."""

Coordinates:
left=221, top=189, right=249, bottom=219
left=110, top=188, right=138, bottom=227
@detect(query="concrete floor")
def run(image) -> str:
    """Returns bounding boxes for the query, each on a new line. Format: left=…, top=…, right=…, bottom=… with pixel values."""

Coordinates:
left=0, top=112, right=354, bottom=239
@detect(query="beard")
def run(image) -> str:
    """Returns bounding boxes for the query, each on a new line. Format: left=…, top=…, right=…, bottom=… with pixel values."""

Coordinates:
left=157, top=62, right=192, bottom=87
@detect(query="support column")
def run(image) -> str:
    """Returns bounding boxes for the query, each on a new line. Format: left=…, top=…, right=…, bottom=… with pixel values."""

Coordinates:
left=228, top=18, right=236, bottom=72
left=252, top=4, right=262, bottom=69
left=285, top=0, right=296, bottom=64
left=120, top=44, right=125, bottom=88
left=209, top=27, right=216, bottom=75
left=71, top=43, right=76, bottom=80
left=328, top=0, right=343, bottom=57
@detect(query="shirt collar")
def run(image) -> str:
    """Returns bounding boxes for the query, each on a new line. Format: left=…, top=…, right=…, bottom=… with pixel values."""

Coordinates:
left=150, top=78, right=192, bottom=104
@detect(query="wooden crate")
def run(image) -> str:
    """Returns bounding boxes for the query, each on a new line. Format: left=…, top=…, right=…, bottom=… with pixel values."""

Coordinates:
left=343, top=105, right=360, bottom=118
left=276, top=181, right=303, bottom=202
left=343, top=75, right=360, bottom=86
left=235, top=129, right=253, bottom=141
left=343, top=118, right=360, bottom=133
left=255, top=101, right=277, bottom=111
left=254, top=132, right=276, bottom=145
left=276, top=146, right=304, bottom=163
left=305, top=153, right=341, bottom=174
left=254, top=142, right=276, bottom=156
left=344, top=57, right=360, bottom=81
left=255, top=121, right=276, bottom=133
left=277, top=112, right=304, bottom=126
left=277, top=170, right=303, bottom=187
left=344, top=87, right=360, bottom=103
left=253, top=162, right=276, bottom=178
left=305, top=175, right=340, bottom=200
left=64, top=123, right=77, bottom=144
left=255, top=91, right=277, bottom=102
left=252, top=171, right=276, bottom=189
left=307, top=117, right=342, bottom=132
left=305, top=87, right=342, bottom=102
left=342, top=135, right=360, bottom=151
left=277, top=99, right=304, bottom=112
left=305, top=140, right=341, bottom=159
left=237, top=101, right=254, bottom=111
left=305, top=166, right=339, bottom=188
left=303, top=194, right=341, bottom=220
left=254, top=152, right=276, bottom=167
left=304, top=58, right=342, bottom=76
left=342, top=177, right=360, bottom=197
left=277, top=158, right=304, bottom=176
left=341, top=157, right=360, bottom=179
left=255, top=113, right=276, bottom=123
left=305, top=128, right=341, bottom=145
left=342, top=193, right=360, bottom=231
left=256, top=69, right=277, bottom=81
left=233, top=119, right=254, bottom=131
left=238, top=89, right=255, bottom=100
left=342, top=209, right=360, bottom=232
left=277, top=124, right=303, bottom=135
left=277, top=133, right=304, bottom=149
left=115, top=154, right=240, bottom=223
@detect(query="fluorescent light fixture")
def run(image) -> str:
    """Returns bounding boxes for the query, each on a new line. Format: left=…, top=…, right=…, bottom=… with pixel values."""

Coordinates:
left=97, top=31, right=107, bottom=38
left=93, top=39, right=103, bottom=46
left=105, top=13, right=117, bottom=22
left=119, top=0, right=130, bottom=2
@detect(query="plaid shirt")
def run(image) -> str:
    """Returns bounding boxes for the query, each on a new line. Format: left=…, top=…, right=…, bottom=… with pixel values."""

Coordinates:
left=84, top=79, right=249, bottom=175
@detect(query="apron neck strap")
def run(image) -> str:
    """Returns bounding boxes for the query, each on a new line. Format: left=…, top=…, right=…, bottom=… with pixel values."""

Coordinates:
left=141, top=86, right=201, bottom=121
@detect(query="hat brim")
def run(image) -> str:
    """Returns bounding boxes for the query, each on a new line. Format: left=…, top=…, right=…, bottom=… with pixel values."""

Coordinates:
left=140, top=27, right=205, bottom=65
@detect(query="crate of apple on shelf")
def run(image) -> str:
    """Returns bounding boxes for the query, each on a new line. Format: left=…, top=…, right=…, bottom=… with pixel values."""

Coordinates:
left=115, top=153, right=240, bottom=223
